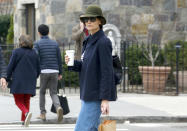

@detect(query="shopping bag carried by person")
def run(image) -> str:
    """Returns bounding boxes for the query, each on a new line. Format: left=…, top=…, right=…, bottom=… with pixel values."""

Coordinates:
left=98, top=119, right=116, bottom=131
left=50, top=81, right=70, bottom=115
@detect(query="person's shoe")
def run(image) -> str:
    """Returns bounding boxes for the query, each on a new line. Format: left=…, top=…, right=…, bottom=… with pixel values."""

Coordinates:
left=24, top=112, right=32, bottom=127
left=36, top=113, right=46, bottom=121
left=21, top=121, right=24, bottom=126
left=57, top=107, right=63, bottom=122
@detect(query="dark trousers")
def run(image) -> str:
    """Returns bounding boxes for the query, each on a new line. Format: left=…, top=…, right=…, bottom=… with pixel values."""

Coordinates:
left=39, top=73, right=60, bottom=114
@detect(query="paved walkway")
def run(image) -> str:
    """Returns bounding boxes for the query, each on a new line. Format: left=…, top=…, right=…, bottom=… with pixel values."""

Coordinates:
left=0, top=93, right=187, bottom=124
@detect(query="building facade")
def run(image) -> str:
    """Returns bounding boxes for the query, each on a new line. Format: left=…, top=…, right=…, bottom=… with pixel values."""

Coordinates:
left=14, top=0, right=187, bottom=46
left=0, top=0, right=13, bottom=15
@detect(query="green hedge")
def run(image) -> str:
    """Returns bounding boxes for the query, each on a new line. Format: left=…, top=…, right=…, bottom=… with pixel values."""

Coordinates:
left=125, top=40, right=186, bottom=85
left=165, top=40, right=187, bottom=70
left=0, top=15, right=10, bottom=44
left=125, top=43, right=165, bottom=85
left=6, top=15, right=14, bottom=44
left=61, top=52, right=79, bottom=87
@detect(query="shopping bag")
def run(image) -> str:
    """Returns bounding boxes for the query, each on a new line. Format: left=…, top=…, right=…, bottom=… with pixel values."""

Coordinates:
left=50, top=94, right=70, bottom=115
left=98, top=120, right=116, bottom=131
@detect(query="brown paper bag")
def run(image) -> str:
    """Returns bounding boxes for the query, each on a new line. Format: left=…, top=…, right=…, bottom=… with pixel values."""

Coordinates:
left=98, top=120, right=116, bottom=131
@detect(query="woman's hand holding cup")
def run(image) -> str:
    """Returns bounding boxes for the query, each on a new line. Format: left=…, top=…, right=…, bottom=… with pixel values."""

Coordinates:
left=65, top=55, right=70, bottom=65
left=65, top=50, right=75, bottom=66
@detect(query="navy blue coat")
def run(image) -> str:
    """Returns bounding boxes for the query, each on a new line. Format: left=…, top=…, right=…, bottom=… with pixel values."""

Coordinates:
left=69, top=30, right=117, bottom=101
left=7, top=47, right=40, bottom=96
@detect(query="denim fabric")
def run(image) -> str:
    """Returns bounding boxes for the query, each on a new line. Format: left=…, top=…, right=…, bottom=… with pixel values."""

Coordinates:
left=74, top=100, right=101, bottom=131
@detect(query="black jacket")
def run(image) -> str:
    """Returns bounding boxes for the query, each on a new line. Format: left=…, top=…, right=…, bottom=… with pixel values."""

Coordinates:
left=69, top=30, right=117, bottom=101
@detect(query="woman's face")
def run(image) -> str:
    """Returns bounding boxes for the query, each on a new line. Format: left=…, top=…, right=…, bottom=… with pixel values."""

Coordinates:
left=84, top=17, right=101, bottom=34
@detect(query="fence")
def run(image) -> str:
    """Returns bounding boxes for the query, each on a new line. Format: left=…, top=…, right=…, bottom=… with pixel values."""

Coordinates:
left=120, top=40, right=187, bottom=95
left=0, top=40, right=186, bottom=95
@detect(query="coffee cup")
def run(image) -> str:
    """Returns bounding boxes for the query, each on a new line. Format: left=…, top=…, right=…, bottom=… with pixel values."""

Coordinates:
left=65, top=50, right=75, bottom=66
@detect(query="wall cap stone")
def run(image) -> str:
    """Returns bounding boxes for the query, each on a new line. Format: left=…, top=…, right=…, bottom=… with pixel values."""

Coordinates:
left=17, top=0, right=39, bottom=9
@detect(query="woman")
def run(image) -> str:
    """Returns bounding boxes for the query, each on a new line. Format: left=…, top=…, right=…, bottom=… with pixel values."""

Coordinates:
left=65, top=5, right=117, bottom=131
left=7, top=35, right=40, bottom=127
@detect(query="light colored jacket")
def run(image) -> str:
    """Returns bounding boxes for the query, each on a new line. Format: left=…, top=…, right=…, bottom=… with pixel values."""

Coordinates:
left=71, top=24, right=86, bottom=60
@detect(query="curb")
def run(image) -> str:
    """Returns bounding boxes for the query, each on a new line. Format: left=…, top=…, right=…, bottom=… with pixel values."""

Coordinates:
left=1, top=116, right=187, bottom=125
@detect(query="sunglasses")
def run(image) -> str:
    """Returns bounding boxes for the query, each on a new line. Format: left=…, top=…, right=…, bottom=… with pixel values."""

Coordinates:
left=83, top=17, right=97, bottom=23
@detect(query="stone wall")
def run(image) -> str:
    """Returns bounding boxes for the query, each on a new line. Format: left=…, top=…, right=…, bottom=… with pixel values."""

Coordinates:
left=14, top=0, right=187, bottom=46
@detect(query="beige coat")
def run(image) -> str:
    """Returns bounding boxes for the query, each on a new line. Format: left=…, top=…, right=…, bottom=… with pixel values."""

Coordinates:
left=71, top=24, right=86, bottom=60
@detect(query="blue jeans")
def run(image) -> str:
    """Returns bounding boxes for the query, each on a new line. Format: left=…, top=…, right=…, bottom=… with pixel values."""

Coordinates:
left=74, top=100, right=101, bottom=131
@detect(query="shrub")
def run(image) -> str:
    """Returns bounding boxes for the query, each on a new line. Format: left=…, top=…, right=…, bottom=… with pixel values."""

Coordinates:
left=60, top=52, right=79, bottom=87
left=6, top=15, right=14, bottom=44
left=164, top=40, right=187, bottom=71
left=0, top=15, right=10, bottom=44
left=125, top=43, right=165, bottom=85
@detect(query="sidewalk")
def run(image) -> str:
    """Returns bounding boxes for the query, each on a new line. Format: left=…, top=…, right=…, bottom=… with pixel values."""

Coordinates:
left=1, top=93, right=187, bottom=124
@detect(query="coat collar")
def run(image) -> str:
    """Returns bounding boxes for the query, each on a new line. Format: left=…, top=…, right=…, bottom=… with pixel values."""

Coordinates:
left=41, top=36, right=49, bottom=39
left=83, top=29, right=104, bottom=48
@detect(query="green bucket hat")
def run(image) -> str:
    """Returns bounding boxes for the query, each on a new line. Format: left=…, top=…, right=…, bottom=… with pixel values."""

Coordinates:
left=80, top=5, right=106, bottom=25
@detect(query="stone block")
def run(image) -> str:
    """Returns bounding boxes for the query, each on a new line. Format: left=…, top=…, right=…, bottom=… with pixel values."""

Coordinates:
left=176, top=23, right=185, bottom=32
left=14, top=15, right=17, bottom=24
left=107, top=14, right=120, bottom=26
left=141, top=14, right=154, bottom=24
left=131, top=14, right=141, bottom=25
left=148, top=30, right=162, bottom=45
left=141, top=0, right=153, bottom=6
left=120, top=0, right=132, bottom=5
left=177, top=0, right=186, bottom=8
left=133, top=0, right=152, bottom=7
left=162, top=32, right=186, bottom=43
left=66, top=0, right=82, bottom=13
left=50, top=0, right=66, bottom=15
left=163, top=0, right=176, bottom=11
left=148, top=24, right=161, bottom=30
left=35, top=10, right=40, bottom=20
left=154, top=14, right=169, bottom=22
left=40, top=14, right=46, bottom=24
left=131, top=24, right=148, bottom=35
left=46, top=16, right=55, bottom=24
left=180, top=8, right=187, bottom=22
left=41, top=4, right=46, bottom=12
left=170, top=12, right=179, bottom=21
left=100, top=0, right=116, bottom=11
left=83, top=0, right=97, bottom=5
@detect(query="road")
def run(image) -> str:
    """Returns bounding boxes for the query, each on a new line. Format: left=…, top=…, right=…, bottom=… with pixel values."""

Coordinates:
left=1, top=123, right=187, bottom=131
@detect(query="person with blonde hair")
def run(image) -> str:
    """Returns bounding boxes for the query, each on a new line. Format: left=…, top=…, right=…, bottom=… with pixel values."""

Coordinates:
left=6, top=35, right=40, bottom=127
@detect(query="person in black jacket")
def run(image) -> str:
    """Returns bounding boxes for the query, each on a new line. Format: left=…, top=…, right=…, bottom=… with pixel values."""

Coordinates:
left=34, top=24, right=63, bottom=122
left=0, top=46, right=7, bottom=89
left=65, top=5, right=116, bottom=131
left=7, top=35, right=40, bottom=127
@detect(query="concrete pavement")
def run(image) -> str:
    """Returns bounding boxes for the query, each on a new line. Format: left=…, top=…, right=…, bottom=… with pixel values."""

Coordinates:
left=1, top=92, right=187, bottom=124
